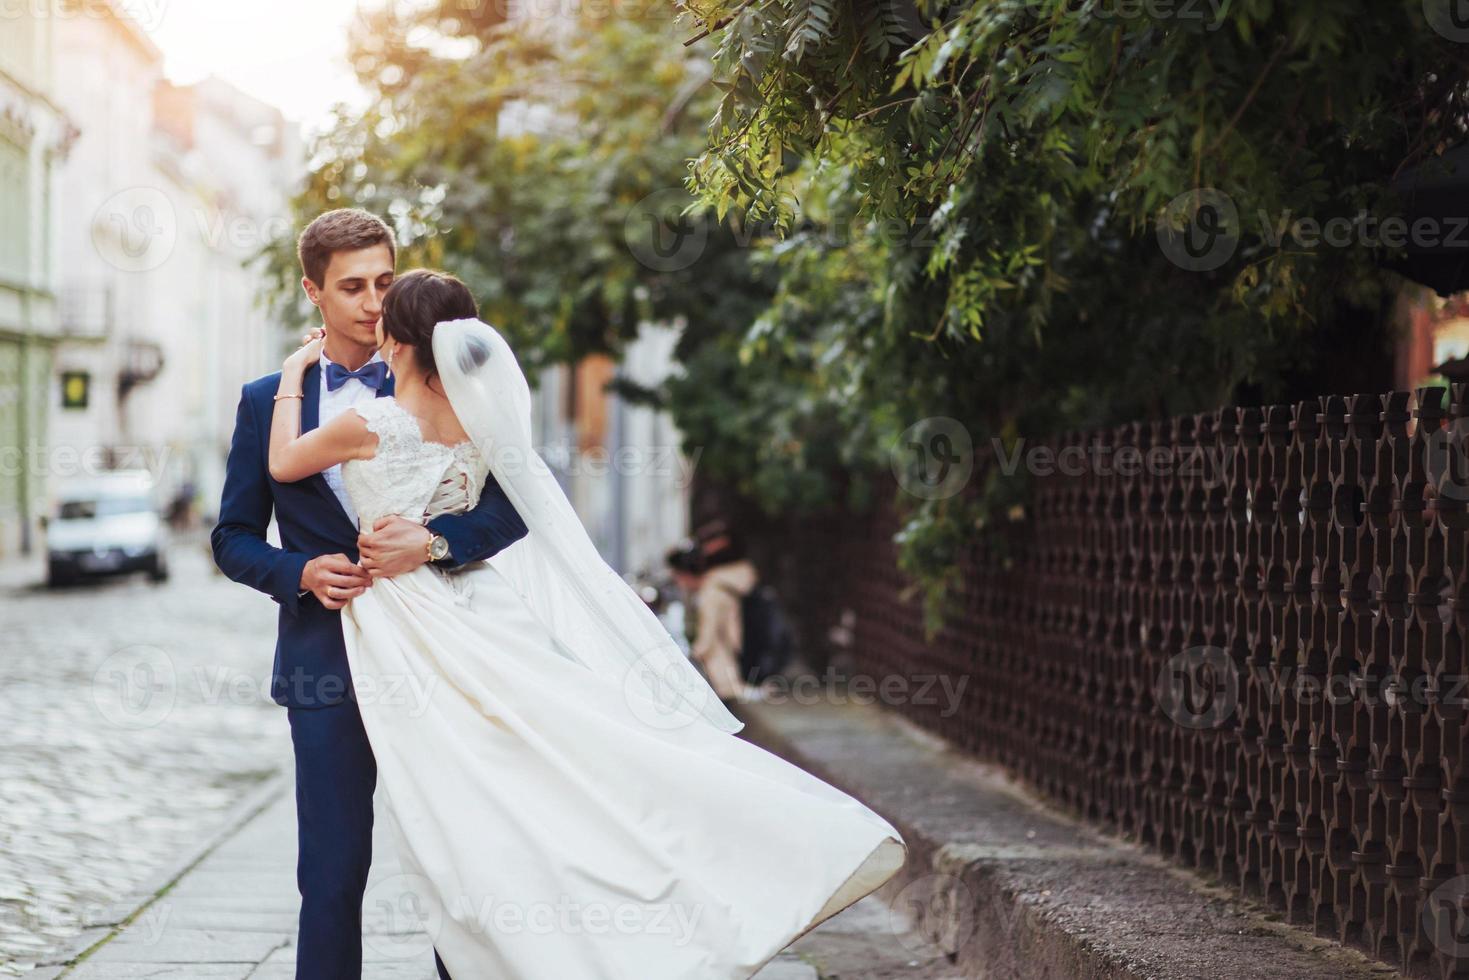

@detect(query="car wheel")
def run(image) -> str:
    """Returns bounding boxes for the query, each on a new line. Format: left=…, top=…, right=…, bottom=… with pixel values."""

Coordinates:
left=47, top=563, right=73, bottom=588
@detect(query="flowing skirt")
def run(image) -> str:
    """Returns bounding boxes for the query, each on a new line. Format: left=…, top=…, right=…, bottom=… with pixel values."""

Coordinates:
left=341, top=555, right=907, bottom=979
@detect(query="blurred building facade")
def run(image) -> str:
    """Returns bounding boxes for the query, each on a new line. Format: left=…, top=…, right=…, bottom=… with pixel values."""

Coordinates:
left=44, top=4, right=300, bottom=542
left=609, top=322, right=696, bottom=578
left=142, top=77, right=302, bottom=518
left=49, top=7, right=165, bottom=487
left=526, top=333, right=695, bottom=581
left=1396, top=289, right=1469, bottom=390
left=5, top=1, right=686, bottom=570
left=497, top=13, right=694, bottom=578
left=0, top=11, right=72, bottom=558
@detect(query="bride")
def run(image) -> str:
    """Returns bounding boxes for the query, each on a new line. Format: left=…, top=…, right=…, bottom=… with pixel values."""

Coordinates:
left=266, top=269, right=907, bottom=978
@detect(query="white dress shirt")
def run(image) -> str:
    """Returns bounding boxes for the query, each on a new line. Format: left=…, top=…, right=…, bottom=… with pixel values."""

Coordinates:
left=317, top=350, right=387, bottom=529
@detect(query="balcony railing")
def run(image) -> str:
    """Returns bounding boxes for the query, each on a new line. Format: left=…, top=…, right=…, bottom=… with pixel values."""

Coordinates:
left=118, top=339, right=163, bottom=394
left=58, top=285, right=130, bottom=339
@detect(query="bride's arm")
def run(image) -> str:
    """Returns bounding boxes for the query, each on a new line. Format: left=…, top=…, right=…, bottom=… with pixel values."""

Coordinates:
left=267, top=340, right=378, bottom=482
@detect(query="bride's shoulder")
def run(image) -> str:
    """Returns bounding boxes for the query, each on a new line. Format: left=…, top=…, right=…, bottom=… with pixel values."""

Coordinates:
left=352, top=396, right=398, bottom=418
left=348, top=398, right=416, bottom=443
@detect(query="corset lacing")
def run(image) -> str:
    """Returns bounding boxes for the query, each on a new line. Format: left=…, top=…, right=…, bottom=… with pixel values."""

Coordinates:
left=424, top=469, right=477, bottom=608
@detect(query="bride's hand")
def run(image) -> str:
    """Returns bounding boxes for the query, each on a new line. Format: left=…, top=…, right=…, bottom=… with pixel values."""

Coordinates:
left=284, top=334, right=324, bottom=373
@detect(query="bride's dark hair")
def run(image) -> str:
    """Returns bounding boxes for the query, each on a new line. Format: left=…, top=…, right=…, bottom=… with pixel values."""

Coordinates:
left=381, top=270, right=478, bottom=382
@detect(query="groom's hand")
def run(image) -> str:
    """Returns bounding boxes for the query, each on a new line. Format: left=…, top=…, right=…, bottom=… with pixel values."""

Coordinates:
left=358, top=516, right=433, bottom=578
left=300, top=554, right=372, bottom=610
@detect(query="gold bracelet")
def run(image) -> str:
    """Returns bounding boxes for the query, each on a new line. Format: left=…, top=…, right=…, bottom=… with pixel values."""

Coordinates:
left=274, top=393, right=304, bottom=401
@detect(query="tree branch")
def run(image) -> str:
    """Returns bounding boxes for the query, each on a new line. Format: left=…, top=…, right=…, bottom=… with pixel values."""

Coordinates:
left=1204, top=38, right=1289, bottom=160
left=684, top=0, right=759, bottom=47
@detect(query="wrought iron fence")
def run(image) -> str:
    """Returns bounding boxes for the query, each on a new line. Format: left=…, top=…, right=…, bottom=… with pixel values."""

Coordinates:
left=735, top=387, right=1469, bottom=978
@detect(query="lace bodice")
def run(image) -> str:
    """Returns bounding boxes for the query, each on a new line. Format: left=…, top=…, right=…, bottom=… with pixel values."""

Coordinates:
left=341, top=397, right=489, bottom=528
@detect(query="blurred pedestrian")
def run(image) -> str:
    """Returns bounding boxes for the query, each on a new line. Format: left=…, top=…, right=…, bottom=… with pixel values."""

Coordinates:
left=667, top=517, right=764, bottom=704
left=167, top=478, right=197, bottom=530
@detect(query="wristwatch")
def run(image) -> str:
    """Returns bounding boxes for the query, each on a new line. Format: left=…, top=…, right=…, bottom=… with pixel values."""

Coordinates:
left=426, top=533, right=451, bottom=563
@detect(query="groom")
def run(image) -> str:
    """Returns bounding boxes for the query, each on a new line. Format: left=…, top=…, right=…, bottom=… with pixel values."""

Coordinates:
left=211, top=208, right=527, bottom=980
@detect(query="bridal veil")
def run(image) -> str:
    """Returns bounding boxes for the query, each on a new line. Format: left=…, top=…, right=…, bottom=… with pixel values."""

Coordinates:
left=431, top=317, right=743, bottom=736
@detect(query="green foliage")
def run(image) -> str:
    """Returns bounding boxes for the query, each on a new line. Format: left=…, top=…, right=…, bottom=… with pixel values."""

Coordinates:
left=680, top=0, right=1469, bottom=628
left=266, top=13, right=759, bottom=376
left=261, top=11, right=862, bottom=522
left=266, top=4, right=1469, bottom=636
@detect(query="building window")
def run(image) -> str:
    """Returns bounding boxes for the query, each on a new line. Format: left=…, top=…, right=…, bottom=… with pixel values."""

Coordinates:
left=60, top=371, right=89, bottom=410
left=0, top=16, right=35, bottom=85
left=0, top=136, right=31, bottom=281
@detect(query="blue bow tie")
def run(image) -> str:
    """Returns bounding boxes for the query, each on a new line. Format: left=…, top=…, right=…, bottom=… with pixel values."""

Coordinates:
left=324, top=360, right=389, bottom=392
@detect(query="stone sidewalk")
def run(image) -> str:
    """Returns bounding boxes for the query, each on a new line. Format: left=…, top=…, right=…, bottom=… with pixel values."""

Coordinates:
left=27, top=681, right=1411, bottom=979
left=37, top=782, right=849, bottom=980
left=0, top=546, right=44, bottom=591
left=32, top=715, right=951, bottom=979
left=733, top=694, right=1403, bottom=980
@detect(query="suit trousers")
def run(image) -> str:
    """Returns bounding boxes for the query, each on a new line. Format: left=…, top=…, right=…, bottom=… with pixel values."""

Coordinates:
left=287, top=698, right=454, bottom=980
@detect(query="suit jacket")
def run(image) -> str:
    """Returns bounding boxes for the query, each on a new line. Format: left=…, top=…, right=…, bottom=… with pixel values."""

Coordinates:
left=210, top=363, right=529, bottom=709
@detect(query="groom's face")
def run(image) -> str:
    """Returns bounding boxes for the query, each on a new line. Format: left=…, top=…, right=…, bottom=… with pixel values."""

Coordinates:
left=306, top=243, right=395, bottom=350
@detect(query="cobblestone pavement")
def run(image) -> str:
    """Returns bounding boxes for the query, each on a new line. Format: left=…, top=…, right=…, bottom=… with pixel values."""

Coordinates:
left=46, top=785, right=947, bottom=980
left=0, top=539, right=289, bottom=974
left=3, top=540, right=954, bottom=979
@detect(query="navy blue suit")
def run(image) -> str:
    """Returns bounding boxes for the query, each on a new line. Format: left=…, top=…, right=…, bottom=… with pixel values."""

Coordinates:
left=211, top=364, right=528, bottom=980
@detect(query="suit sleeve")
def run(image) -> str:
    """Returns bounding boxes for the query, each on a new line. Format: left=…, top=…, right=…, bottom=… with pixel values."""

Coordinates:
left=424, top=470, right=529, bottom=569
left=210, top=385, right=314, bottom=615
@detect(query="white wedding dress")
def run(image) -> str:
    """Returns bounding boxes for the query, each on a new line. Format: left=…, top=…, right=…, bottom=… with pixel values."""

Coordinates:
left=338, top=395, right=907, bottom=979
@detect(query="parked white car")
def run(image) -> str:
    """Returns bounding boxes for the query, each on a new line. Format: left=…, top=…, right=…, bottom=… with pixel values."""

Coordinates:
left=43, top=471, right=169, bottom=587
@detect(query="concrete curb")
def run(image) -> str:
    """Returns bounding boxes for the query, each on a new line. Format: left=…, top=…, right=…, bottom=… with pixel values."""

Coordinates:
left=731, top=696, right=1401, bottom=980
left=36, top=768, right=290, bottom=978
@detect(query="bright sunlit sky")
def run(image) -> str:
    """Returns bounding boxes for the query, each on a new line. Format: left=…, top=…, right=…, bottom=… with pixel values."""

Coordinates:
left=141, top=0, right=374, bottom=136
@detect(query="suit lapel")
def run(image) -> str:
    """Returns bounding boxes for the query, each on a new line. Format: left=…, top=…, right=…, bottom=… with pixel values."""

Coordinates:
left=302, top=363, right=323, bottom=432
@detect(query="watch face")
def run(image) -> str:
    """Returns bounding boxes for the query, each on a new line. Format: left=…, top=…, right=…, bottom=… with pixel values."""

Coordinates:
left=431, top=536, right=449, bottom=559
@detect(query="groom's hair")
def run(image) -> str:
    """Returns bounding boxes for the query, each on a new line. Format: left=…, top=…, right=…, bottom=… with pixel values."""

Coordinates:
left=381, top=269, right=479, bottom=382
left=297, top=209, right=396, bottom=287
